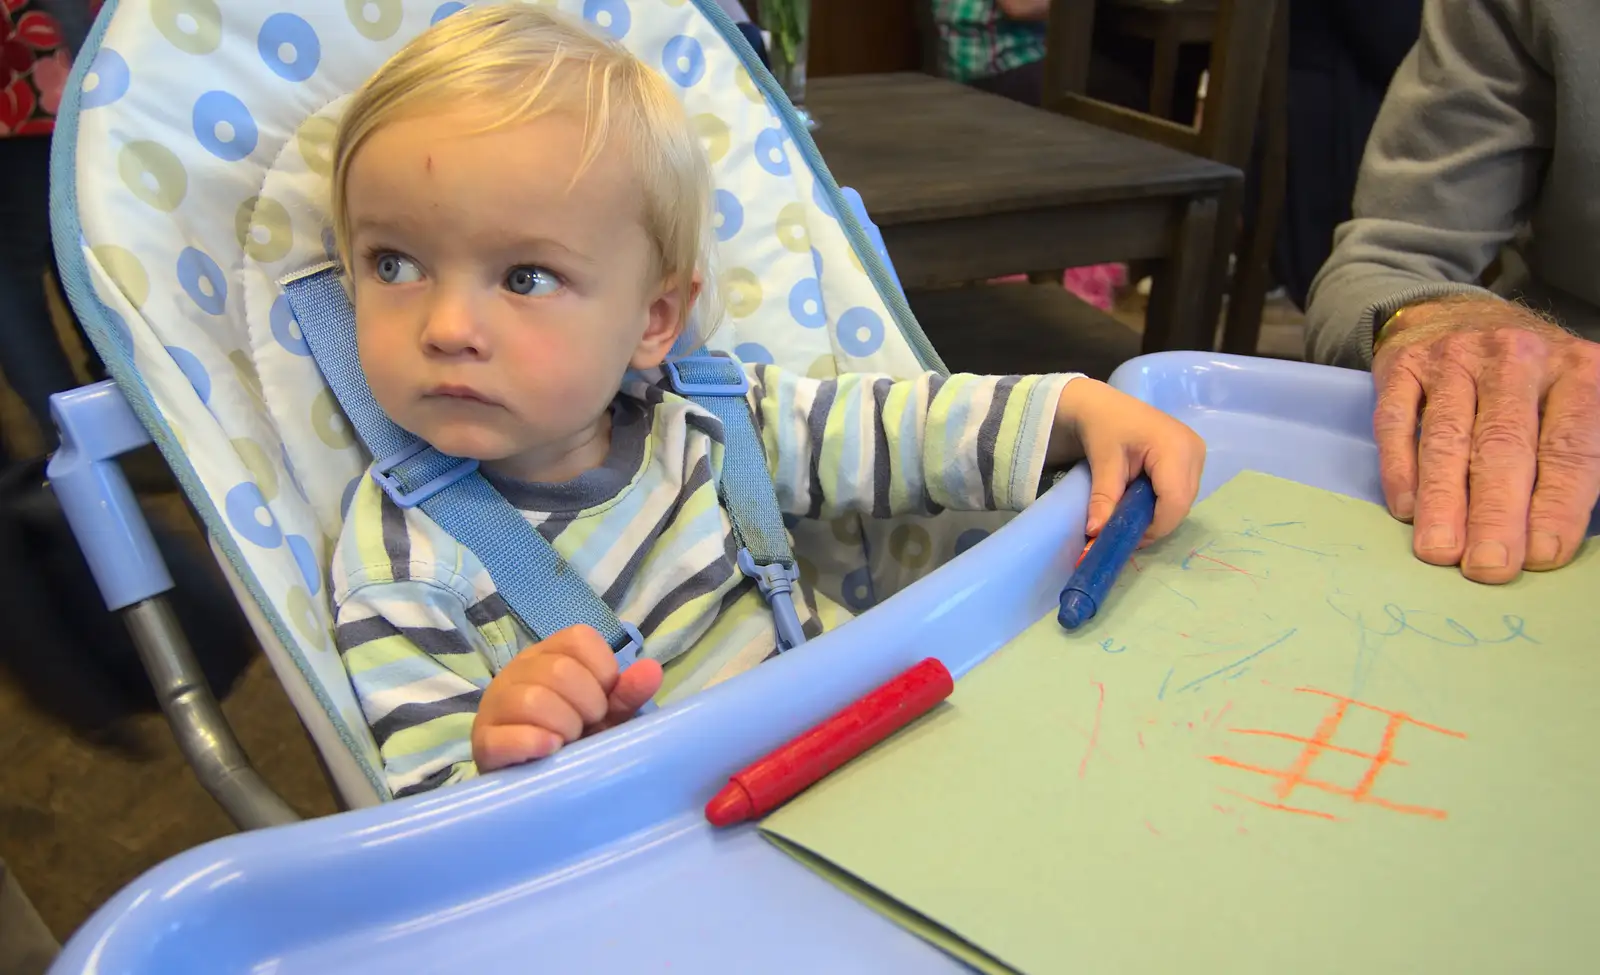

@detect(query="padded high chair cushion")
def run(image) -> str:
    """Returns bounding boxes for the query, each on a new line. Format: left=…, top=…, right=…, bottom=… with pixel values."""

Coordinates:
left=58, top=0, right=1009, bottom=798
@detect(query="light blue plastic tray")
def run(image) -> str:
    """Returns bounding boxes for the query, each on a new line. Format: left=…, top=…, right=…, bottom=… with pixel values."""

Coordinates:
left=51, top=351, right=1597, bottom=974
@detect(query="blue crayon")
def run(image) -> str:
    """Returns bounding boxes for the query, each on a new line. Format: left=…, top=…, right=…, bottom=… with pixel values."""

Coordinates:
left=1058, top=474, right=1158, bottom=630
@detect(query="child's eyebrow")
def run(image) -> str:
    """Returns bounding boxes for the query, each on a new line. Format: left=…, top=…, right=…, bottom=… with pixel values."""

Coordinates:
left=501, top=235, right=597, bottom=267
left=350, top=212, right=596, bottom=264
left=349, top=213, right=418, bottom=238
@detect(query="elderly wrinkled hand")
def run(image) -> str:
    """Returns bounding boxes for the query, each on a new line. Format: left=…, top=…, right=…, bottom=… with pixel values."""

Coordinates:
left=1371, top=297, right=1600, bottom=584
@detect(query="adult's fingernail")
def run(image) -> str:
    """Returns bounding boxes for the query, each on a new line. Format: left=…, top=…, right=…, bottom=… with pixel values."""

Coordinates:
left=1393, top=492, right=1415, bottom=519
left=1467, top=541, right=1508, bottom=570
left=1527, top=531, right=1561, bottom=566
left=1419, top=525, right=1456, bottom=551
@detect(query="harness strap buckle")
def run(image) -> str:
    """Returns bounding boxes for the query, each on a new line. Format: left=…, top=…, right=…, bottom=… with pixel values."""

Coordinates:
left=371, top=440, right=480, bottom=509
left=663, top=355, right=750, bottom=397
left=736, top=548, right=808, bottom=652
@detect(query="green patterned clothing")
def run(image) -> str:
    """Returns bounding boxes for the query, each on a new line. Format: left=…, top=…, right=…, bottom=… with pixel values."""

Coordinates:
left=931, top=0, right=1047, bottom=83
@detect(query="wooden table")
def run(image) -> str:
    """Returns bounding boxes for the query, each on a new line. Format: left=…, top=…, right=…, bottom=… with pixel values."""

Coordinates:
left=806, top=73, right=1241, bottom=353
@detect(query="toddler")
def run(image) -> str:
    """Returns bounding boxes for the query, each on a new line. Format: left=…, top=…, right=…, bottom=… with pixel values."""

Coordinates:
left=328, top=4, right=1205, bottom=798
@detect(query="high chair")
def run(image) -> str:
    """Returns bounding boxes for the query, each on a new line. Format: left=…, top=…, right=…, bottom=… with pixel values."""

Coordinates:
left=46, top=0, right=1021, bottom=823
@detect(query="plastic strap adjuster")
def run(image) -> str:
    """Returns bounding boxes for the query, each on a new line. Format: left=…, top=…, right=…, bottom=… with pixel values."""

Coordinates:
left=736, top=548, right=808, bottom=652
left=664, top=356, right=750, bottom=397
left=371, top=440, right=480, bottom=509
left=612, top=621, right=645, bottom=668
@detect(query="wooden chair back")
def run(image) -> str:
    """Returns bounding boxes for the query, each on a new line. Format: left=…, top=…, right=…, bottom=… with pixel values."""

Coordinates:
left=1042, top=0, right=1278, bottom=171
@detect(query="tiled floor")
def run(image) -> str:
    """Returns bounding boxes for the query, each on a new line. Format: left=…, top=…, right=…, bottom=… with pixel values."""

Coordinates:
left=0, top=277, right=1307, bottom=943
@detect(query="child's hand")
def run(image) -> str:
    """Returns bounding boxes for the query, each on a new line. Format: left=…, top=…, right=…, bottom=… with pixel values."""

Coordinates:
left=1048, top=378, right=1206, bottom=544
left=472, top=624, right=663, bottom=773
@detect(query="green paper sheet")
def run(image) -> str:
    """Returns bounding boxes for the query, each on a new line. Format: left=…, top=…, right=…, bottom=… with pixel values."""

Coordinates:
left=761, top=471, right=1600, bottom=974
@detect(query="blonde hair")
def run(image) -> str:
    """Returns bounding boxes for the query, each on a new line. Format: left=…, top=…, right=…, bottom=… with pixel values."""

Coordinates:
left=330, top=2, right=721, bottom=351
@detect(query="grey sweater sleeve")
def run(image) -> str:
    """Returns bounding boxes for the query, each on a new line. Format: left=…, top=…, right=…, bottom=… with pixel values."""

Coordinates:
left=1304, top=0, right=1554, bottom=368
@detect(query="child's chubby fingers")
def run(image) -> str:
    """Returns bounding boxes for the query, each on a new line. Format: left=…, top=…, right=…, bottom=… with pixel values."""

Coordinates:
left=524, top=647, right=613, bottom=727
left=526, top=624, right=623, bottom=691
left=1143, top=435, right=1206, bottom=542
left=472, top=722, right=564, bottom=774
left=479, top=676, right=588, bottom=745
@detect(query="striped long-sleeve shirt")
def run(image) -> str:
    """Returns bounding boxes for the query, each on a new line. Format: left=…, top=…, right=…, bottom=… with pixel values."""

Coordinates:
left=332, top=364, right=1076, bottom=797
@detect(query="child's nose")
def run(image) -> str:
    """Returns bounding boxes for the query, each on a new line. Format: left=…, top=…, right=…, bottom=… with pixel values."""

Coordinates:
left=421, top=290, right=487, bottom=358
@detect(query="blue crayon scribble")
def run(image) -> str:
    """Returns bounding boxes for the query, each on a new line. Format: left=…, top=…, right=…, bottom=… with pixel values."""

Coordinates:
left=1228, top=519, right=1364, bottom=558
left=1158, top=579, right=1198, bottom=609
left=1171, top=628, right=1299, bottom=697
left=1100, top=638, right=1127, bottom=654
left=1325, top=595, right=1538, bottom=648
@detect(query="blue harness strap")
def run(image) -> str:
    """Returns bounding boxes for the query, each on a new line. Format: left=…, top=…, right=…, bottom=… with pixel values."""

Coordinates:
left=665, top=356, right=807, bottom=652
left=279, top=264, right=645, bottom=666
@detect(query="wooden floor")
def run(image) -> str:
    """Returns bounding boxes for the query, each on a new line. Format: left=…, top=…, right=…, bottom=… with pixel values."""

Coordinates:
left=0, top=275, right=1306, bottom=944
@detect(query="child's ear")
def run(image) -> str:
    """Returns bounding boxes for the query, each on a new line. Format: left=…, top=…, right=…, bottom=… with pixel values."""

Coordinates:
left=631, top=273, right=701, bottom=370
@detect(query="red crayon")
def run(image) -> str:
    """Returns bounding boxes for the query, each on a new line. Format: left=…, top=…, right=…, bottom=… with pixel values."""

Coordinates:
left=704, top=657, right=955, bottom=828
left=1075, top=536, right=1097, bottom=568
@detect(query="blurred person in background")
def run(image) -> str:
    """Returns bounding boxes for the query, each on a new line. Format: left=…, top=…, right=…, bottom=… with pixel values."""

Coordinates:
left=1, top=0, right=100, bottom=462
left=929, top=0, right=1205, bottom=121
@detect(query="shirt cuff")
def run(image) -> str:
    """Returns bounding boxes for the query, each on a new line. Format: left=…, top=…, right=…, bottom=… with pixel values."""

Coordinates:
left=1358, top=283, right=1495, bottom=362
left=997, top=372, right=1081, bottom=511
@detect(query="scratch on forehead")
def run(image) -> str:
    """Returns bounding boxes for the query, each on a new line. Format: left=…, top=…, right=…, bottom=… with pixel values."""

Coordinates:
left=425, top=154, right=433, bottom=174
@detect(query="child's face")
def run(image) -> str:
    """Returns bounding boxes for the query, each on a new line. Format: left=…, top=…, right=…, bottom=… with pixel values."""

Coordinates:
left=344, top=109, right=690, bottom=482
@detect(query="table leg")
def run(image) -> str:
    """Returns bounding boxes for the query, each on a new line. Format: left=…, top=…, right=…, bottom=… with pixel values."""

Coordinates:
left=1144, top=193, right=1222, bottom=353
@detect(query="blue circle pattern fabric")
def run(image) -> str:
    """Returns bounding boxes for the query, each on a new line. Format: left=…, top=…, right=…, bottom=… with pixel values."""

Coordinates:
left=80, top=47, right=130, bottom=108
left=67, top=0, right=1008, bottom=796
left=176, top=246, right=228, bottom=315
left=258, top=13, right=322, bottom=82
left=192, top=90, right=260, bottom=161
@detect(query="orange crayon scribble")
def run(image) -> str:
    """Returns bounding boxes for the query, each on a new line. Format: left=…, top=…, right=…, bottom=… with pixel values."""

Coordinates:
left=1145, top=820, right=1161, bottom=836
left=1224, top=728, right=1410, bottom=767
left=1078, top=681, right=1106, bottom=780
left=1221, top=787, right=1340, bottom=821
left=1208, top=687, right=1466, bottom=822
left=1187, top=548, right=1260, bottom=588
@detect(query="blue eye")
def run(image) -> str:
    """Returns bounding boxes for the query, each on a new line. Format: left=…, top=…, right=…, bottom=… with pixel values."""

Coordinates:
left=505, top=266, right=560, bottom=296
left=374, top=252, right=422, bottom=284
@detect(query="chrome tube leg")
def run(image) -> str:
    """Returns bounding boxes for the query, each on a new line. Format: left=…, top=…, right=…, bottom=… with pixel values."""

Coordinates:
left=122, top=598, right=299, bottom=830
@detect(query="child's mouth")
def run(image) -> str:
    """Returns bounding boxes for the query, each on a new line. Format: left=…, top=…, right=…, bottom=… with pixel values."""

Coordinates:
left=425, top=384, right=500, bottom=407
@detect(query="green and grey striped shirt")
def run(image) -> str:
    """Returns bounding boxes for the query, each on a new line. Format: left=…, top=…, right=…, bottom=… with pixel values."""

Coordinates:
left=332, top=364, right=1075, bottom=797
